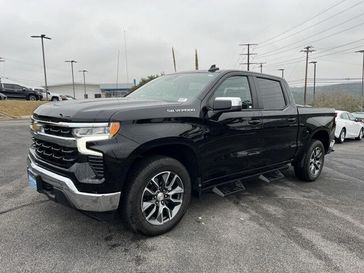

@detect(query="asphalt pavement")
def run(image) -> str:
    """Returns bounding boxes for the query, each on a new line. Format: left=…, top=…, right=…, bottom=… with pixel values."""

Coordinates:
left=0, top=120, right=363, bottom=273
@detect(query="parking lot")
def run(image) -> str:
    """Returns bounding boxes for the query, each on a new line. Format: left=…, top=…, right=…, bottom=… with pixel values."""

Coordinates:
left=0, top=119, right=363, bottom=273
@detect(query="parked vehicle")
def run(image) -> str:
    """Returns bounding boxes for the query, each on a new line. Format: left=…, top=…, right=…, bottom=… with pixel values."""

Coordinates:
left=61, top=95, right=76, bottom=100
left=27, top=68, right=336, bottom=236
left=352, top=112, right=364, bottom=123
left=41, top=90, right=62, bottom=101
left=0, top=83, right=42, bottom=100
left=335, top=110, right=364, bottom=143
left=0, top=92, right=7, bottom=100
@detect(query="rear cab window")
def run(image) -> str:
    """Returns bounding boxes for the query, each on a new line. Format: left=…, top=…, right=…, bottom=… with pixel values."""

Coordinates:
left=255, top=77, right=286, bottom=110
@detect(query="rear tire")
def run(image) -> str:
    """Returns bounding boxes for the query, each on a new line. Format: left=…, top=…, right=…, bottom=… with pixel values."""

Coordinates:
left=355, top=128, right=363, bottom=140
left=336, top=128, right=346, bottom=144
left=121, top=156, right=191, bottom=236
left=294, top=140, right=325, bottom=182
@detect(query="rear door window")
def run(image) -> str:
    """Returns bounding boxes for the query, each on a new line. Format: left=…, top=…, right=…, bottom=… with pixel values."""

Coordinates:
left=256, top=78, right=286, bottom=110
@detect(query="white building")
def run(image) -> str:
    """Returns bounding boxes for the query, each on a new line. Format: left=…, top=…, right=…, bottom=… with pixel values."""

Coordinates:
left=46, top=83, right=133, bottom=99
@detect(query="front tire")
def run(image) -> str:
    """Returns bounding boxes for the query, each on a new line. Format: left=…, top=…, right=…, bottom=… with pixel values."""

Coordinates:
left=336, top=128, right=346, bottom=144
left=51, top=97, right=59, bottom=101
left=122, top=156, right=191, bottom=236
left=355, top=128, right=363, bottom=140
left=28, top=95, right=37, bottom=101
left=294, top=140, right=325, bottom=182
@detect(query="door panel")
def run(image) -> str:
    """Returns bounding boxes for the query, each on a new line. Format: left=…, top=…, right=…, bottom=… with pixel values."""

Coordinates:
left=199, top=110, right=263, bottom=181
left=260, top=106, right=298, bottom=165
left=254, top=77, right=299, bottom=165
left=199, top=73, right=265, bottom=183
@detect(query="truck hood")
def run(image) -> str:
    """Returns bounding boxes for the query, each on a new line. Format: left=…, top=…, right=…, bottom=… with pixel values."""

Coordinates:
left=33, top=97, right=198, bottom=122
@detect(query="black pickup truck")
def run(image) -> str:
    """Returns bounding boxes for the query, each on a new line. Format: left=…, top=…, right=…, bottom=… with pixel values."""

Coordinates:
left=0, top=83, right=43, bottom=100
left=27, top=68, right=335, bottom=235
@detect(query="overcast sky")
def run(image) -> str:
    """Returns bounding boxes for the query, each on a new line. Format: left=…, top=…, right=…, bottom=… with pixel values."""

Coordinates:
left=0, top=0, right=363, bottom=88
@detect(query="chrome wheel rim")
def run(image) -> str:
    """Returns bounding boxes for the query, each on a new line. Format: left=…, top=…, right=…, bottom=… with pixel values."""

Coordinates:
left=141, top=171, right=184, bottom=226
left=309, top=147, right=323, bottom=177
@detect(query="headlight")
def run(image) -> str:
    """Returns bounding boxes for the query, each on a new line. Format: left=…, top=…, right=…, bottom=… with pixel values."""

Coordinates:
left=72, top=122, right=120, bottom=138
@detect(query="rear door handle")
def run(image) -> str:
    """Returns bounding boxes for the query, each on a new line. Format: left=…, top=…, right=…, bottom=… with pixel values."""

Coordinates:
left=287, top=117, right=297, bottom=123
left=248, top=119, right=262, bottom=126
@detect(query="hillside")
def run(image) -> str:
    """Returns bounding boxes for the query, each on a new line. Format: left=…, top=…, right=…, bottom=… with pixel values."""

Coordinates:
left=290, top=82, right=362, bottom=105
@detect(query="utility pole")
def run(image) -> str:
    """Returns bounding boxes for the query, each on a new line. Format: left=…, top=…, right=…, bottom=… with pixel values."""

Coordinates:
left=301, top=46, right=315, bottom=105
left=31, top=34, right=51, bottom=101
left=79, top=69, right=88, bottom=99
left=0, top=57, right=4, bottom=84
left=65, top=60, right=77, bottom=98
left=278, top=68, right=285, bottom=78
left=239, top=43, right=258, bottom=71
left=310, top=61, right=317, bottom=105
left=258, top=62, right=266, bottom=73
left=356, top=50, right=364, bottom=111
left=195, top=49, right=199, bottom=70
left=172, top=47, right=177, bottom=72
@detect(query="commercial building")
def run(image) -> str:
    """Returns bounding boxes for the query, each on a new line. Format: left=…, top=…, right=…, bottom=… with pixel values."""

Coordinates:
left=46, top=83, right=134, bottom=99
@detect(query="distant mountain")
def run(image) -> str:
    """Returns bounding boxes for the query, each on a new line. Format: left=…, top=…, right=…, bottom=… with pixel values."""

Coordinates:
left=290, top=82, right=362, bottom=105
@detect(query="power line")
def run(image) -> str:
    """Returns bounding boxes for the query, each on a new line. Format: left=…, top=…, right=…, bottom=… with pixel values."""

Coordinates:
left=258, top=1, right=364, bottom=49
left=264, top=38, right=364, bottom=65
left=265, top=43, right=364, bottom=68
left=259, top=16, right=364, bottom=58
left=257, top=0, right=350, bottom=45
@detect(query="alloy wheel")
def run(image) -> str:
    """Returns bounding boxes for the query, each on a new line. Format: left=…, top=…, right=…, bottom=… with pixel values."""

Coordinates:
left=141, top=171, right=184, bottom=225
left=309, top=146, right=323, bottom=177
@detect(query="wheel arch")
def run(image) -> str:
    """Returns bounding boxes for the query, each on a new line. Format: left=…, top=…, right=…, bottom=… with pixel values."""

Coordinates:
left=123, top=138, right=201, bottom=193
left=311, top=129, right=330, bottom=153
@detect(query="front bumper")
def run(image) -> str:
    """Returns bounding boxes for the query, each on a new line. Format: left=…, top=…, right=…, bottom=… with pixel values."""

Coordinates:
left=27, top=155, right=121, bottom=212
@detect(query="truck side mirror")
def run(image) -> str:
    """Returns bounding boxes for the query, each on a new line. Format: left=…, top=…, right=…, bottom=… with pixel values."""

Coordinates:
left=213, top=97, right=242, bottom=112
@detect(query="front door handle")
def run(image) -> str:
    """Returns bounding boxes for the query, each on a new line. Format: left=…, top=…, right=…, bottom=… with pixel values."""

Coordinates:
left=248, top=119, right=262, bottom=126
left=287, top=117, right=297, bottom=123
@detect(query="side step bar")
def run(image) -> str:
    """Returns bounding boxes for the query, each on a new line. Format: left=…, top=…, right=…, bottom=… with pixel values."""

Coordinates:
left=211, top=168, right=287, bottom=197
left=258, top=170, right=285, bottom=183
left=212, top=180, right=246, bottom=197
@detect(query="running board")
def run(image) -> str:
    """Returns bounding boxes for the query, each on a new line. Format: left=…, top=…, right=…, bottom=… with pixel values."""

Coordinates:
left=212, top=180, right=246, bottom=197
left=258, top=170, right=285, bottom=183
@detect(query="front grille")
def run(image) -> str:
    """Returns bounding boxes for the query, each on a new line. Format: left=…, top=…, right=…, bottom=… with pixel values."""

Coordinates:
left=88, top=155, right=105, bottom=178
left=43, top=125, right=73, bottom=138
left=33, top=138, right=78, bottom=168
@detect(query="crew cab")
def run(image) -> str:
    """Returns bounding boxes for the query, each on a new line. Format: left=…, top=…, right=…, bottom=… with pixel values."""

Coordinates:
left=27, top=68, right=336, bottom=236
left=0, top=83, right=42, bottom=100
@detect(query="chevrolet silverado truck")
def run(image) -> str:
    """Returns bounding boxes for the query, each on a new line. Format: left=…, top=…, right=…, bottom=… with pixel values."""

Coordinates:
left=27, top=68, right=336, bottom=236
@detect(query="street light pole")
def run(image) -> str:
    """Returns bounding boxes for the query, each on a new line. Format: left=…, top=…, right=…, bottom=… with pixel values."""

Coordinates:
left=278, top=68, right=285, bottom=78
left=31, top=34, right=51, bottom=101
left=356, top=50, right=364, bottom=111
left=79, top=69, right=88, bottom=99
left=65, top=60, right=77, bottom=98
left=310, top=61, right=317, bottom=105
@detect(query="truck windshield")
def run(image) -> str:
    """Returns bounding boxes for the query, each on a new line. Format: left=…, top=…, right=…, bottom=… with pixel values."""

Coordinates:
left=127, top=73, right=218, bottom=102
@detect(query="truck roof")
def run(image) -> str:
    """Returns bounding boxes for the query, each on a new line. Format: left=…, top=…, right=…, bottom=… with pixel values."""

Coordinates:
left=171, top=69, right=284, bottom=82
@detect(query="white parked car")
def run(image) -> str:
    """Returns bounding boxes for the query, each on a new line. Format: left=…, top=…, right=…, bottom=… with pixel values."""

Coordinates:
left=43, top=91, right=62, bottom=101
left=335, top=110, right=364, bottom=143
